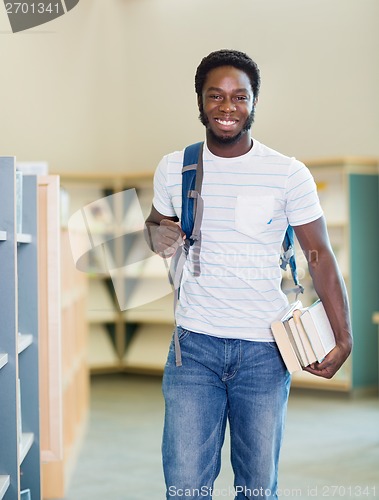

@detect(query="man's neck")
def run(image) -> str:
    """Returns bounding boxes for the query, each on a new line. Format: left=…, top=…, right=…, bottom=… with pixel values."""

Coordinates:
left=205, top=132, right=253, bottom=158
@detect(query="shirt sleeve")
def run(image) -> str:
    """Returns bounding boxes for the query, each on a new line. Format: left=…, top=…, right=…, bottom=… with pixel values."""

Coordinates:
left=152, top=155, right=177, bottom=217
left=285, top=159, right=324, bottom=226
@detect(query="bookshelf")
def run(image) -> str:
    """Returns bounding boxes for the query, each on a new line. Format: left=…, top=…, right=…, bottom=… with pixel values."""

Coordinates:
left=41, top=224, right=89, bottom=499
left=0, top=157, right=41, bottom=499
left=373, top=312, right=379, bottom=392
left=0, top=163, right=88, bottom=499
left=290, top=157, right=379, bottom=393
left=59, top=157, right=379, bottom=393
left=38, top=176, right=63, bottom=466
left=59, top=172, right=175, bottom=375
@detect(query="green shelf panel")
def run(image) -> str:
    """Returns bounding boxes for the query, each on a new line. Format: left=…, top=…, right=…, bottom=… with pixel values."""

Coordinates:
left=349, top=174, right=379, bottom=389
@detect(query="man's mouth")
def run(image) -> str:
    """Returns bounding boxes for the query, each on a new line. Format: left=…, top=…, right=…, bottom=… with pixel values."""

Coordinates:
left=215, top=118, right=237, bottom=126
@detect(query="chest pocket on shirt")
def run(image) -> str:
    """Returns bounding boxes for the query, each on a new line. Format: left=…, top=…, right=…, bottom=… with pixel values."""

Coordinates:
left=234, top=195, right=275, bottom=238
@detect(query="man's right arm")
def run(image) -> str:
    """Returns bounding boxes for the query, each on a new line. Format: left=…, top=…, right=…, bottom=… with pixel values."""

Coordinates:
left=145, top=205, right=185, bottom=258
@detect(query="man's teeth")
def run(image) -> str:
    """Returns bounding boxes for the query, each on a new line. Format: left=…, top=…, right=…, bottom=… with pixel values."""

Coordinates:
left=216, top=119, right=236, bottom=125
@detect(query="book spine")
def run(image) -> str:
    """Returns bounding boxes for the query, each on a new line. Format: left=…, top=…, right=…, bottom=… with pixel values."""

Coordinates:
left=292, top=310, right=317, bottom=365
left=287, top=318, right=308, bottom=366
left=271, top=321, right=302, bottom=373
left=299, top=313, right=326, bottom=362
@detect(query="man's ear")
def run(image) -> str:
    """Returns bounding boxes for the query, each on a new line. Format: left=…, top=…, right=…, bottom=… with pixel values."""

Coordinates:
left=253, top=97, right=258, bottom=107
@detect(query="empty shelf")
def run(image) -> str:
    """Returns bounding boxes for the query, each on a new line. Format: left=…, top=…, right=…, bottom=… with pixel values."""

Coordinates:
left=0, top=476, right=10, bottom=499
left=87, top=280, right=118, bottom=323
left=88, top=325, right=119, bottom=369
left=123, top=324, right=173, bottom=371
left=16, top=233, right=32, bottom=244
left=0, top=353, right=8, bottom=370
left=18, top=334, right=33, bottom=354
left=20, top=433, right=34, bottom=464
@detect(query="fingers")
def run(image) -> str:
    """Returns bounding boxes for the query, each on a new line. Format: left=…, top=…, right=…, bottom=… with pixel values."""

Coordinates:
left=303, top=346, right=341, bottom=379
left=304, top=364, right=334, bottom=379
left=160, top=219, right=186, bottom=238
left=154, top=219, right=186, bottom=257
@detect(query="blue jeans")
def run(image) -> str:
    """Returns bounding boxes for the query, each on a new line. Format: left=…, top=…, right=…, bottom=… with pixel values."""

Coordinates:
left=162, top=328, right=291, bottom=500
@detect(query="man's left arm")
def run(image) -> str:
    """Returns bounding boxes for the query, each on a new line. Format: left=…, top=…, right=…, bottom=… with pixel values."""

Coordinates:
left=294, top=216, right=353, bottom=379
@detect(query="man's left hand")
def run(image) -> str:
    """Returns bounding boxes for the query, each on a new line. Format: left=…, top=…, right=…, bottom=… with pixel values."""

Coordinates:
left=303, top=341, right=352, bottom=379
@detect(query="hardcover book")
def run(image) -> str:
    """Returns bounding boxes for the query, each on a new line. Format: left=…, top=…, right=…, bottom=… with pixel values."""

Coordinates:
left=270, top=300, right=303, bottom=373
left=299, top=300, right=336, bottom=363
left=271, top=299, right=336, bottom=373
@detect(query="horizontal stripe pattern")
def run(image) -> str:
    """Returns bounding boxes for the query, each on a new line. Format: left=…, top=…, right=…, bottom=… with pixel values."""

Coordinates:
left=153, top=139, right=323, bottom=340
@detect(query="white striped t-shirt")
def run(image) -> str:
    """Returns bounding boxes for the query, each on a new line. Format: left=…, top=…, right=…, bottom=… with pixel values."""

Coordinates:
left=153, top=139, right=323, bottom=341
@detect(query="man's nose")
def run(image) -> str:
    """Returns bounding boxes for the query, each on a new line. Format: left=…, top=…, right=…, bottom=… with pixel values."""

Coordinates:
left=219, top=98, right=236, bottom=113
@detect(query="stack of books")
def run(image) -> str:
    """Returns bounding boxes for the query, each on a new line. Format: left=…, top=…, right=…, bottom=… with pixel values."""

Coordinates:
left=271, top=299, right=336, bottom=373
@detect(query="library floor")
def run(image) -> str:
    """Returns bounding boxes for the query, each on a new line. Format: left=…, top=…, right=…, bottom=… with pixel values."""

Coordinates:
left=65, top=374, right=379, bottom=500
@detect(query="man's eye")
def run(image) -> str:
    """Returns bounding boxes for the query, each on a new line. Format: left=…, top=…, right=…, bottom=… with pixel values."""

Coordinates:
left=236, top=96, right=248, bottom=101
left=209, top=95, right=222, bottom=100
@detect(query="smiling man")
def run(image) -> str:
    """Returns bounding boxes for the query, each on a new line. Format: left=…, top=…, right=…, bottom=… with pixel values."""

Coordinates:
left=145, top=49, right=352, bottom=500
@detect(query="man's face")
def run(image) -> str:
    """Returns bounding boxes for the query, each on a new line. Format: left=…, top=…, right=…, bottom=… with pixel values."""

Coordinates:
left=198, top=65, right=255, bottom=146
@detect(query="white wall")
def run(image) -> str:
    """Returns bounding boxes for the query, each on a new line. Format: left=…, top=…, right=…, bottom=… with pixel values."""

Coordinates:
left=1, top=0, right=378, bottom=173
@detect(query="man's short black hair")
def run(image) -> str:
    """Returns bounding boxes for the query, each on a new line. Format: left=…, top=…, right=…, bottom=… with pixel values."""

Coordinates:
left=195, top=49, right=261, bottom=99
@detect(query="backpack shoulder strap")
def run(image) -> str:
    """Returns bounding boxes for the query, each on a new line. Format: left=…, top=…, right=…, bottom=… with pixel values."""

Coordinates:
left=181, top=142, right=204, bottom=244
left=280, top=225, right=304, bottom=297
left=170, top=141, right=205, bottom=367
left=183, top=142, right=203, bottom=170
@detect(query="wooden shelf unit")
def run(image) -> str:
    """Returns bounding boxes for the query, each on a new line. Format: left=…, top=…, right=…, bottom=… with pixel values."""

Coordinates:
left=290, top=157, right=379, bottom=393
left=41, top=193, right=89, bottom=499
left=60, top=172, right=175, bottom=375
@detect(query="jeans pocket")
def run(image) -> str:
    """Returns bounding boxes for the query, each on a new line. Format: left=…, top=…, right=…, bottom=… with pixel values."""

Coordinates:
left=177, top=326, right=191, bottom=342
left=165, top=327, right=191, bottom=368
left=264, top=341, right=280, bottom=351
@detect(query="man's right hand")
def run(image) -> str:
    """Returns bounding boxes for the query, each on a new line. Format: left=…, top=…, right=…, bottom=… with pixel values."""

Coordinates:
left=150, top=219, right=186, bottom=258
